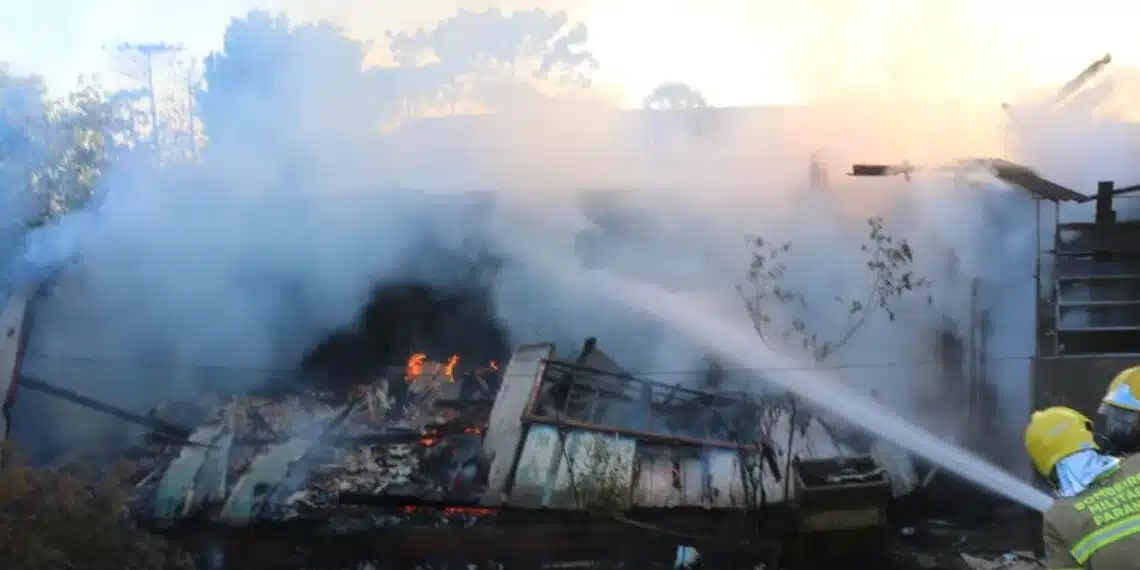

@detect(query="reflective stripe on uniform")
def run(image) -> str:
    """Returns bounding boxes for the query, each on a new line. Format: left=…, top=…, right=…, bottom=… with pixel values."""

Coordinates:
left=1072, top=513, right=1140, bottom=563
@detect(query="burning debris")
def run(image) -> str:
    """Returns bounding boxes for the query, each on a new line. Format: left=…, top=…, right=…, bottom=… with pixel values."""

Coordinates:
left=26, top=335, right=908, bottom=527
left=300, top=281, right=510, bottom=395
left=64, top=279, right=512, bottom=525
left=85, top=350, right=502, bottom=525
left=2, top=330, right=1047, bottom=569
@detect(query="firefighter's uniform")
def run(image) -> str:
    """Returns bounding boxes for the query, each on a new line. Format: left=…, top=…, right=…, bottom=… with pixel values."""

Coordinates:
left=1098, top=366, right=1140, bottom=456
left=1027, top=406, right=1140, bottom=569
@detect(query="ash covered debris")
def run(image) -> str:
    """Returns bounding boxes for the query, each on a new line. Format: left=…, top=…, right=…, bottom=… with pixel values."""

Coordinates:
left=116, top=355, right=499, bottom=525
left=13, top=278, right=504, bottom=525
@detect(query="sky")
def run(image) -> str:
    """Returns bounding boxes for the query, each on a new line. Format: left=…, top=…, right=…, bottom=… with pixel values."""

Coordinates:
left=1, top=0, right=1140, bottom=107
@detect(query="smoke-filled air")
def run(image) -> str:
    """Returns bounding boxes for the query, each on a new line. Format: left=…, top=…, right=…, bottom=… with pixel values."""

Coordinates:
left=1, top=0, right=1136, bottom=474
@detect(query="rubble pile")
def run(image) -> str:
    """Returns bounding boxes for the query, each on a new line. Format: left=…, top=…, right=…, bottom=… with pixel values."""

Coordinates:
left=109, top=357, right=497, bottom=524
left=283, top=443, right=423, bottom=513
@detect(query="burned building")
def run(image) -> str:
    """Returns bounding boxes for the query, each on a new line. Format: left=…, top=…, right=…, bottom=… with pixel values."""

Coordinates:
left=99, top=338, right=907, bottom=525
left=0, top=292, right=918, bottom=535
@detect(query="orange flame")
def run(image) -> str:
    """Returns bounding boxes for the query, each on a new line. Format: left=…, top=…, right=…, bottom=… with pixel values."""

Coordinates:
left=442, top=355, right=459, bottom=381
left=406, top=353, right=495, bottom=382
left=474, top=360, right=499, bottom=377
left=405, top=353, right=427, bottom=381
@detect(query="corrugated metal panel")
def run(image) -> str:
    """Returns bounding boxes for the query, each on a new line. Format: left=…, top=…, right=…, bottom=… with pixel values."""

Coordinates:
left=548, top=431, right=636, bottom=509
left=196, top=432, right=234, bottom=505
left=482, top=343, right=554, bottom=505
left=633, top=454, right=677, bottom=507
left=680, top=455, right=709, bottom=506
left=501, top=407, right=861, bottom=510
left=154, top=425, right=226, bottom=519
left=630, top=450, right=709, bottom=508
left=707, top=449, right=750, bottom=507
left=219, top=436, right=315, bottom=524
left=507, top=424, right=560, bottom=508
left=218, top=405, right=344, bottom=524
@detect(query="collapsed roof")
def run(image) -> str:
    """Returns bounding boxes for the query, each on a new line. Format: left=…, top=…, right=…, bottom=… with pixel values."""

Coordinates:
left=16, top=337, right=909, bottom=531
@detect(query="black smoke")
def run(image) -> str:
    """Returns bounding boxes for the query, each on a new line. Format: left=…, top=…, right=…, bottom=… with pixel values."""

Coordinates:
left=300, top=278, right=511, bottom=392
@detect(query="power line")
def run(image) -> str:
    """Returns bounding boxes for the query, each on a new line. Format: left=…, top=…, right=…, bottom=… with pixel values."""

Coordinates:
left=19, top=349, right=1038, bottom=378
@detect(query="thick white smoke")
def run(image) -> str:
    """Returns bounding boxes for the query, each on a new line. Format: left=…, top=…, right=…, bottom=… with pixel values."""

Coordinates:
left=7, top=7, right=1139, bottom=465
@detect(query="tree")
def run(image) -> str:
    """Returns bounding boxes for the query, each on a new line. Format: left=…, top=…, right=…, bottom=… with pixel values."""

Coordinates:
left=642, top=82, right=709, bottom=111
left=33, top=79, right=134, bottom=224
left=112, top=43, right=184, bottom=156
left=0, top=67, right=52, bottom=230
left=736, top=216, right=931, bottom=495
left=0, top=448, right=194, bottom=570
left=0, top=68, right=128, bottom=229
left=739, top=216, right=931, bottom=362
left=386, top=8, right=598, bottom=112
left=642, top=81, right=715, bottom=153
left=200, top=11, right=401, bottom=161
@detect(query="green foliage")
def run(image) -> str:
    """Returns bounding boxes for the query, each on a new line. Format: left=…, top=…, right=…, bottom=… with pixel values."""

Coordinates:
left=0, top=447, right=194, bottom=570
left=562, top=433, right=632, bottom=516
left=34, top=80, right=131, bottom=224
left=739, top=216, right=932, bottom=362
left=0, top=69, right=127, bottom=228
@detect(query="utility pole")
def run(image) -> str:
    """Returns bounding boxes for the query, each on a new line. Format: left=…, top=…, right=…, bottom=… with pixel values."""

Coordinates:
left=115, top=42, right=184, bottom=154
left=182, top=57, right=201, bottom=161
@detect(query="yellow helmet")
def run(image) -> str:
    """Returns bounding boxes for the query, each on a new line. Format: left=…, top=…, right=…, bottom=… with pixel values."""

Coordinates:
left=1102, top=366, right=1140, bottom=413
left=1025, top=406, right=1097, bottom=478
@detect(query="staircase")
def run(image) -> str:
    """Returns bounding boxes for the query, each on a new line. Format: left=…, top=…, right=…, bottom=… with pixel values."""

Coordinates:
left=1054, top=220, right=1140, bottom=355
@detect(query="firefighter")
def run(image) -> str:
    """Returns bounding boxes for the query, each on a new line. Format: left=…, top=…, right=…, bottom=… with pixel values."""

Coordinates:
left=1097, top=366, right=1140, bottom=456
left=1025, top=406, right=1140, bottom=569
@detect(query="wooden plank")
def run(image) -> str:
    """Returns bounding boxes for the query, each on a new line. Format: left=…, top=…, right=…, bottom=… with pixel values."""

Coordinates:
left=0, top=292, right=29, bottom=441
left=482, top=343, right=555, bottom=505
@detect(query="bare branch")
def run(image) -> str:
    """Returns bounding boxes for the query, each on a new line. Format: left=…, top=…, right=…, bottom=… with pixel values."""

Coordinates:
left=738, top=216, right=932, bottom=363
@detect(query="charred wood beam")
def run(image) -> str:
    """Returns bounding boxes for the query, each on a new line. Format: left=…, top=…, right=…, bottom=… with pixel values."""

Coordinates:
left=433, top=398, right=495, bottom=410
left=335, top=493, right=493, bottom=509
left=16, top=375, right=439, bottom=448
left=520, top=414, right=768, bottom=452
left=531, top=379, right=745, bottom=430
left=19, top=375, right=197, bottom=444
left=850, top=159, right=1091, bottom=202
left=1053, top=54, right=1112, bottom=105
left=232, top=428, right=428, bottom=447
left=542, top=359, right=748, bottom=407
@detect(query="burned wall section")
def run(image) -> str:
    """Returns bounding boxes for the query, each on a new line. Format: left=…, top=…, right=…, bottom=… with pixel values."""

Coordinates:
left=496, top=343, right=856, bottom=510
left=1032, top=355, right=1140, bottom=416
